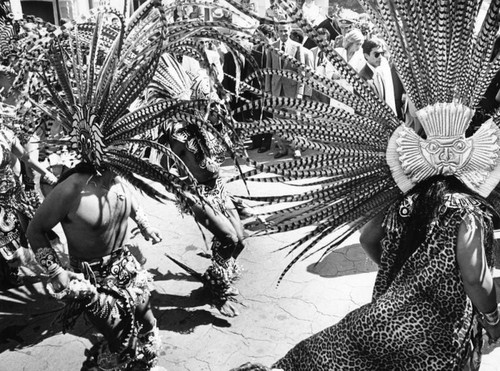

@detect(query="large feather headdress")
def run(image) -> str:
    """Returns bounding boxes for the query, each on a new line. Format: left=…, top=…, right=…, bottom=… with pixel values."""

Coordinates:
left=367, top=0, right=500, bottom=198
left=143, top=50, right=246, bottom=193
left=23, top=0, right=197, bottom=201
left=207, top=0, right=500, bottom=281
left=0, top=8, right=59, bottom=145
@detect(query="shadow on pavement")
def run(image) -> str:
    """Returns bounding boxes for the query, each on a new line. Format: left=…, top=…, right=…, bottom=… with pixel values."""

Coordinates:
left=155, top=307, right=230, bottom=333
left=0, top=279, right=92, bottom=354
left=306, top=243, right=378, bottom=278
left=149, top=268, right=200, bottom=283
left=151, top=287, right=209, bottom=309
left=152, top=287, right=231, bottom=333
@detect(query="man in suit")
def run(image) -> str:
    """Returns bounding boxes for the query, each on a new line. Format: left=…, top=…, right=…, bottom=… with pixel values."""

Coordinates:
left=266, top=23, right=305, bottom=158
left=289, top=28, right=314, bottom=159
left=246, top=24, right=275, bottom=153
left=310, top=28, right=333, bottom=104
left=290, top=29, right=314, bottom=101
left=358, top=38, right=385, bottom=100
left=359, top=38, right=398, bottom=115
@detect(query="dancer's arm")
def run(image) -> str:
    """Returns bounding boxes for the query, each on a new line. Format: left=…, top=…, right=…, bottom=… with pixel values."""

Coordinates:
left=27, top=175, right=81, bottom=291
left=457, top=214, right=500, bottom=341
left=11, top=136, right=57, bottom=185
left=130, top=191, right=162, bottom=244
left=359, top=213, right=385, bottom=265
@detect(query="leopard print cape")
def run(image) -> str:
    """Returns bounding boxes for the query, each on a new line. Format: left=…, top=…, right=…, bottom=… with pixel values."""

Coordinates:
left=273, top=192, right=494, bottom=371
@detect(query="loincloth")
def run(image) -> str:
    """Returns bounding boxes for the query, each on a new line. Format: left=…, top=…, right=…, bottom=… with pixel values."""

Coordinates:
left=69, top=245, right=152, bottom=292
left=60, top=245, right=154, bottom=361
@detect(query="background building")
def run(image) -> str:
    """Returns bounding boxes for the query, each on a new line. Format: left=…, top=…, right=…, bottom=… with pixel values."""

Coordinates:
left=8, top=0, right=146, bottom=24
left=7, top=0, right=341, bottom=24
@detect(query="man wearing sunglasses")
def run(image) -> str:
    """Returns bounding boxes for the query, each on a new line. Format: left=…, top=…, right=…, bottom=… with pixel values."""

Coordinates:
left=359, top=38, right=386, bottom=102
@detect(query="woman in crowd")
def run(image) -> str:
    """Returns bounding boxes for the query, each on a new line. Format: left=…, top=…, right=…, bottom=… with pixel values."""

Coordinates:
left=335, top=28, right=365, bottom=72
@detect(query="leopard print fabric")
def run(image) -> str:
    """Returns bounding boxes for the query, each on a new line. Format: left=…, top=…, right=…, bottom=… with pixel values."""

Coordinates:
left=273, top=192, right=494, bottom=371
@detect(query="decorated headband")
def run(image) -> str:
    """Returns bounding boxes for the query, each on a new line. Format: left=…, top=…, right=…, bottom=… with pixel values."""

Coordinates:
left=387, top=103, right=500, bottom=197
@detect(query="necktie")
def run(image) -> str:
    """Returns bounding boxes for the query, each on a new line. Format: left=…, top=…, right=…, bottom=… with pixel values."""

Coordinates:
left=374, top=71, right=385, bottom=101
left=281, top=42, right=286, bottom=68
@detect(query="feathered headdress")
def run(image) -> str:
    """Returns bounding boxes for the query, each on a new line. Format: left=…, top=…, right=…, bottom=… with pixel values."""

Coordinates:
left=366, top=0, right=500, bottom=198
left=24, top=0, right=202, bottom=202
left=143, top=49, right=245, bottom=193
left=213, top=0, right=500, bottom=282
left=0, top=5, right=69, bottom=146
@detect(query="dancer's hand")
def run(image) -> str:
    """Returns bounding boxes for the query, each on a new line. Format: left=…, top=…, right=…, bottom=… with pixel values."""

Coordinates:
left=481, top=319, right=500, bottom=344
left=47, top=270, right=96, bottom=301
left=42, top=172, right=58, bottom=185
left=49, top=269, right=81, bottom=292
left=142, top=226, right=162, bottom=244
left=130, top=226, right=162, bottom=244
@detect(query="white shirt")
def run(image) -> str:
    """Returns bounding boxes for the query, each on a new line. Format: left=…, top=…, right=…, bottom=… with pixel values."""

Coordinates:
left=366, top=61, right=396, bottom=114
left=379, top=57, right=397, bottom=114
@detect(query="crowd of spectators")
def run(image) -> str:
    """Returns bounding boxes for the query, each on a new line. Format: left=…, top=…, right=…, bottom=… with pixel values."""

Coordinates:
left=176, top=0, right=500, bottom=160
left=220, top=0, right=405, bottom=159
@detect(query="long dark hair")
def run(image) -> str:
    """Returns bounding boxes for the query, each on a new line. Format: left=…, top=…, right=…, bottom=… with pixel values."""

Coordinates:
left=391, top=175, right=497, bottom=277
left=57, top=161, right=97, bottom=184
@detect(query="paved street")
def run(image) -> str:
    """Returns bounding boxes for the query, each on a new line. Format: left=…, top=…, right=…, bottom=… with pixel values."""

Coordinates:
left=2, top=149, right=500, bottom=371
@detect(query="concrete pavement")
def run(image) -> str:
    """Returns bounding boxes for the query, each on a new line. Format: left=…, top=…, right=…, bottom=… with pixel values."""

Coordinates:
left=1, top=148, right=500, bottom=370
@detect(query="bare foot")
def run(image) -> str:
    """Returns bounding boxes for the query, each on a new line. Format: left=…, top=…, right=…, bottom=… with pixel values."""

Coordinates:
left=219, top=301, right=239, bottom=317
left=229, top=362, right=273, bottom=371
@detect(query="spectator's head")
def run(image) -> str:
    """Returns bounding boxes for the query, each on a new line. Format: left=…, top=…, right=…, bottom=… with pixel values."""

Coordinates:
left=362, top=38, right=384, bottom=68
left=276, top=23, right=292, bottom=43
left=343, top=28, right=364, bottom=51
left=317, top=27, right=330, bottom=43
left=184, top=5, right=193, bottom=17
left=257, top=24, right=275, bottom=42
left=290, top=29, right=304, bottom=44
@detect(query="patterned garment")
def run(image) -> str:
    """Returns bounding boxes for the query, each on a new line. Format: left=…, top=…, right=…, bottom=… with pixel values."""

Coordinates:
left=169, top=121, right=230, bottom=216
left=176, top=176, right=229, bottom=217
left=197, top=177, right=229, bottom=216
left=65, top=246, right=155, bottom=368
left=273, top=192, right=493, bottom=371
left=169, top=121, right=227, bottom=173
left=0, top=128, right=18, bottom=193
left=0, top=128, right=36, bottom=260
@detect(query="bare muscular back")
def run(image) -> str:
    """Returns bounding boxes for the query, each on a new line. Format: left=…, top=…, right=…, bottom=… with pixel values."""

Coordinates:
left=170, top=138, right=219, bottom=185
left=61, top=173, right=131, bottom=259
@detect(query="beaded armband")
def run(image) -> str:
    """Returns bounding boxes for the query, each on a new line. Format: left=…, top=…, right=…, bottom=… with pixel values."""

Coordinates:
left=134, top=207, right=151, bottom=233
left=35, top=247, right=62, bottom=277
left=479, top=307, right=500, bottom=326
